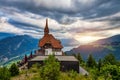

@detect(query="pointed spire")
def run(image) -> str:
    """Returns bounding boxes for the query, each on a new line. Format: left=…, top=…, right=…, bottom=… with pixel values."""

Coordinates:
left=44, top=18, right=49, bottom=35
left=46, top=18, right=48, bottom=28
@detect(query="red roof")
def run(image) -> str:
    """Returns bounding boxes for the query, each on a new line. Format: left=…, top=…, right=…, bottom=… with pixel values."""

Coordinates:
left=39, top=34, right=63, bottom=48
left=39, top=19, right=63, bottom=49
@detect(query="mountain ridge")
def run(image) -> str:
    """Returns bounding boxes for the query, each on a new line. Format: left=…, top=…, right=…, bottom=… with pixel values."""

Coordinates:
left=66, top=35, right=120, bottom=60
left=0, top=35, right=38, bottom=62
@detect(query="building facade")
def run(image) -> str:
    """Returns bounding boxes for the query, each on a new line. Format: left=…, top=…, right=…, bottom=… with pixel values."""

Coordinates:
left=27, top=19, right=79, bottom=73
left=36, top=19, right=63, bottom=56
left=28, top=56, right=79, bottom=73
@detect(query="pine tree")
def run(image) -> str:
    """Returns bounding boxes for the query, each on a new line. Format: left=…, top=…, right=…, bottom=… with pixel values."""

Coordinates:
left=72, top=53, right=77, bottom=58
left=24, top=54, right=28, bottom=63
left=86, top=54, right=97, bottom=68
left=103, top=53, right=117, bottom=65
left=98, top=59, right=102, bottom=71
left=30, top=51, right=33, bottom=58
left=9, top=63, right=19, bottom=76
left=76, top=53, right=84, bottom=64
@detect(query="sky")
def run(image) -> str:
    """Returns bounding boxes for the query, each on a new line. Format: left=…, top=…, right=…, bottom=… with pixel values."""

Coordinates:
left=0, top=0, right=120, bottom=45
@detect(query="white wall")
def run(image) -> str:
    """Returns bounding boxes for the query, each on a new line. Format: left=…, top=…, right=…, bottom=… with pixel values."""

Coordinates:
left=45, top=48, right=52, bottom=55
left=45, top=48, right=62, bottom=55
left=54, top=51, right=62, bottom=55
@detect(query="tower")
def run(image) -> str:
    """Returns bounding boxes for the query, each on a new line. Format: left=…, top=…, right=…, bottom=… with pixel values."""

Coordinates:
left=38, top=19, right=63, bottom=55
left=44, top=19, right=49, bottom=35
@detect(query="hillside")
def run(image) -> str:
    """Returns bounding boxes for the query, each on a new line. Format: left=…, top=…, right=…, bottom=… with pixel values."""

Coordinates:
left=0, top=32, right=15, bottom=40
left=66, top=35, right=120, bottom=60
left=0, top=35, right=38, bottom=65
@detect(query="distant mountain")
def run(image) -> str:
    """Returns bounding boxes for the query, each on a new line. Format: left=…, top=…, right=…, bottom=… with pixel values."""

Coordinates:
left=90, top=34, right=120, bottom=45
left=61, top=38, right=80, bottom=47
left=66, top=35, right=120, bottom=60
left=0, top=32, right=15, bottom=40
left=0, top=35, right=38, bottom=60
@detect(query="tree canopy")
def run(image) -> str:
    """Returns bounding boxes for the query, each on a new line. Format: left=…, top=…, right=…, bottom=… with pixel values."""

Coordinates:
left=40, top=55, right=60, bottom=80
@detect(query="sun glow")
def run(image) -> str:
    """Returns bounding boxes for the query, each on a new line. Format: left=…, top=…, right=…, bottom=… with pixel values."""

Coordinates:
left=74, top=35, right=102, bottom=44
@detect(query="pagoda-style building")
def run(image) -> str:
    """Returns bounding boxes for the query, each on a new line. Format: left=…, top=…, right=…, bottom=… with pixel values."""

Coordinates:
left=37, top=19, right=63, bottom=55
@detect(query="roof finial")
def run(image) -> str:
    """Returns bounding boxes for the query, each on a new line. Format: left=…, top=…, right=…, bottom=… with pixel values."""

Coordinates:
left=44, top=18, right=49, bottom=35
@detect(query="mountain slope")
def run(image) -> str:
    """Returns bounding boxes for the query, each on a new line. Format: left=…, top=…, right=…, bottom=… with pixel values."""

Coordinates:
left=66, top=35, right=120, bottom=60
left=0, top=35, right=38, bottom=59
left=0, top=32, right=15, bottom=40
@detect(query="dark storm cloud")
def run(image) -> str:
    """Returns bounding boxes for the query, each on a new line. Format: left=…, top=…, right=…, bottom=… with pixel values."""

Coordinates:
left=1, top=0, right=120, bottom=21
left=8, top=19, right=39, bottom=28
left=7, top=17, right=65, bottom=35
left=83, top=0, right=120, bottom=19
left=7, top=18, right=45, bottom=32
left=0, top=0, right=120, bottom=39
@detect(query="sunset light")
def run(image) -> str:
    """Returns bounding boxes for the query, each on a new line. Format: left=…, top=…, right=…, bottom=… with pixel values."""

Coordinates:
left=74, top=35, right=102, bottom=44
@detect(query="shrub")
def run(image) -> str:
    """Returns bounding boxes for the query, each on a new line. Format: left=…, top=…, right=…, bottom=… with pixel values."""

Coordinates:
left=9, top=63, right=19, bottom=76
left=0, top=67, right=11, bottom=80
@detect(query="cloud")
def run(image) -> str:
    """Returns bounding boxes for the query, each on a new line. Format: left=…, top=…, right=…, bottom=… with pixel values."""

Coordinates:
left=0, top=0, right=96, bottom=13
left=0, top=0, right=120, bottom=45
left=0, top=0, right=120, bottom=25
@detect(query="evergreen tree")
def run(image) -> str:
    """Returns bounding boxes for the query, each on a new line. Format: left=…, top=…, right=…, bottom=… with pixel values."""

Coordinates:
left=103, top=53, right=117, bottom=65
left=0, top=67, right=10, bottom=80
left=40, top=55, right=60, bottom=80
left=9, top=63, right=19, bottom=76
left=64, top=52, right=67, bottom=55
left=86, top=54, right=97, bottom=68
left=98, top=59, right=102, bottom=71
left=76, top=53, right=84, bottom=64
left=30, top=51, right=33, bottom=58
left=72, top=53, right=77, bottom=58
left=24, top=54, right=28, bottom=63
